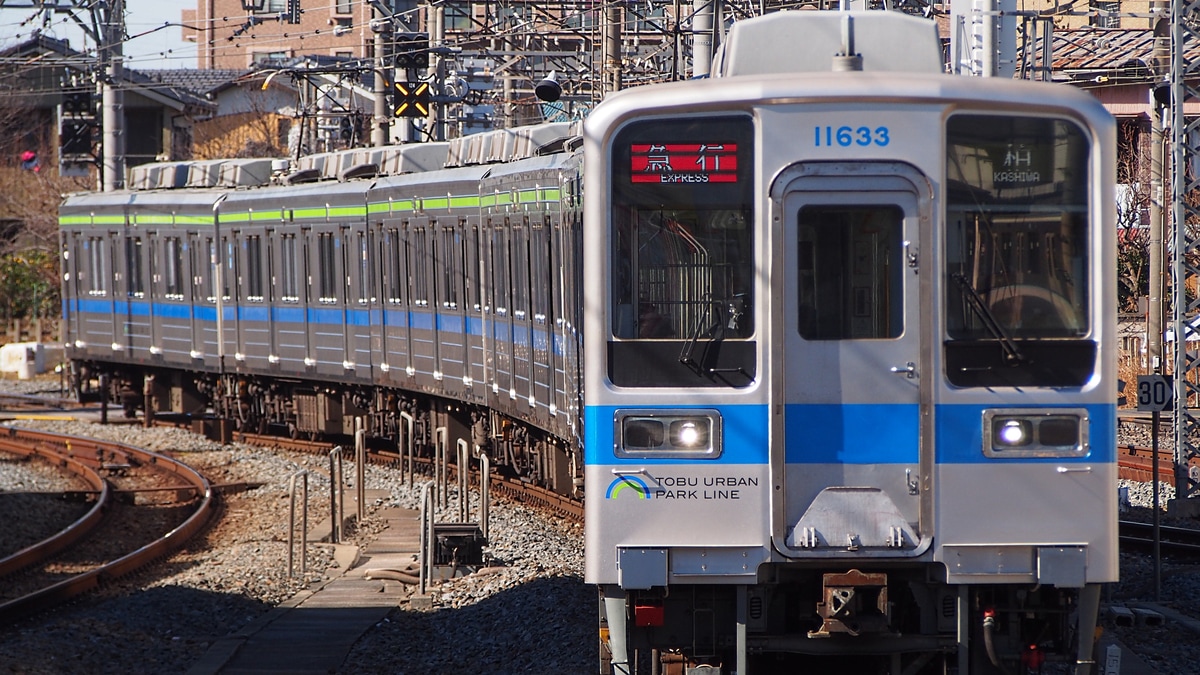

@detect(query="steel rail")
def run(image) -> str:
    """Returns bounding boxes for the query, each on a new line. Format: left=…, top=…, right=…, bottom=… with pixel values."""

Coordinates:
left=0, top=427, right=215, bottom=623
left=0, top=432, right=111, bottom=578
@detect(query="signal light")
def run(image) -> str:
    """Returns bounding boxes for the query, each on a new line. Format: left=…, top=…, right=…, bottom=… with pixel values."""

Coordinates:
left=62, top=89, right=93, bottom=117
left=390, top=81, right=431, bottom=118
left=391, top=33, right=430, bottom=69
left=60, top=119, right=94, bottom=156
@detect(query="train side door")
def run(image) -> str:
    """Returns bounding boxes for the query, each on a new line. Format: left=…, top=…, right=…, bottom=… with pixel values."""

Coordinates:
left=772, top=162, right=932, bottom=559
left=107, top=230, right=121, bottom=351
left=189, top=234, right=213, bottom=366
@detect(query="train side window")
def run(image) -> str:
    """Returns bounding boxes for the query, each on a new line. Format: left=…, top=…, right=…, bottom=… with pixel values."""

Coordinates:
left=492, top=222, right=509, bottom=315
left=126, top=237, right=145, bottom=298
left=204, top=238, right=217, bottom=302
left=86, top=236, right=107, bottom=296
left=164, top=237, right=183, bottom=299
left=513, top=221, right=529, bottom=320
left=468, top=224, right=482, bottom=310
left=317, top=232, right=337, bottom=303
left=532, top=221, right=548, bottom=324
left=412, top=227, right=429, bottom=306
left=246, top=235, right=264, bottom=302
left=796, top=205, right=903, bottom=340
left=280, top=233, right=299, bottom=302
left=385, top=228, right=404, bottom=304
left=223, top=237, right=235, bottom=301
left=340, top=228, right=352, bottom=305
left=440, top=224, right=459, bottom=310
left=358, top=232, right=373, bottom=304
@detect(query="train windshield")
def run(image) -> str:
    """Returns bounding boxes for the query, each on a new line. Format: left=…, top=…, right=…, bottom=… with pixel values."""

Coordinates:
left=610, top=116, right=755, bottom=342
left=945, top=115, right=1090, bottom=340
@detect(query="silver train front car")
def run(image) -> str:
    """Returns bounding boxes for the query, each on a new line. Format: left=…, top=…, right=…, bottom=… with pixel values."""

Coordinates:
left=583, top=11, right=1117, bottom=675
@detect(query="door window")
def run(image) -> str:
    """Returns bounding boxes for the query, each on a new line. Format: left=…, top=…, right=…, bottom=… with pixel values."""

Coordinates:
left=797, top=205, right=903, bottom=340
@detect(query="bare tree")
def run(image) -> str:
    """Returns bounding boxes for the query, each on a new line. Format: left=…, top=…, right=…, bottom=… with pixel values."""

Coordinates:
left=0, top=92, right=91, bottom=257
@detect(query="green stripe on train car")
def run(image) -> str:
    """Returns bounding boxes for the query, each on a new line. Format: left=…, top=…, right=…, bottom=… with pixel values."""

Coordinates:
left=449, top=195, right=481, bottom=208
left=133, top=215, right=176, bottom=225
left=175, top=215, right=215, bottom=225
left=90, top=215, right=126, bottom=225
left=291, top=207, right=328, bottom=220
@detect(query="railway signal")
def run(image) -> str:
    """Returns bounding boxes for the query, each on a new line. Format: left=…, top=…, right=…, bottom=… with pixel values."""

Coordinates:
left=390, top=81, right=431, bottom=118
left=391, top=32, right=430, bottom=69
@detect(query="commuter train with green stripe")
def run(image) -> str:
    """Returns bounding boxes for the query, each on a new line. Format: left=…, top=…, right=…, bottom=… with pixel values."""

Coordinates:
left=61, top=10, right=1118, bottom=674
left=60, top=122, right=585, bottom=494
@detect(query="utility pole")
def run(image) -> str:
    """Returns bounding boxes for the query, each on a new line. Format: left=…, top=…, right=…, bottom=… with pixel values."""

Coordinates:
left=1171, top=0, right=1200, bottom=511
left=101, top=0, right=125, bottom=191
left=604, top=4, right=623, bottom=95
left=428, top=5, right=445, bottom=141
left=1149, top=2, right=1168, bottom=376
left=372, top=10, right=392, bottom=147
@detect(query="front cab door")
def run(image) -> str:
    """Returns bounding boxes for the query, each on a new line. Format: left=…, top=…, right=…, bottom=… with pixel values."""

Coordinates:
left=771, top=162, right=933, bottom=559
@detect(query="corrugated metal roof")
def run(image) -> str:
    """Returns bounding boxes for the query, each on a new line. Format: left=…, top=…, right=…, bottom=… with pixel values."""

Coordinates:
left=1050, top=27, right=1198, bottom=80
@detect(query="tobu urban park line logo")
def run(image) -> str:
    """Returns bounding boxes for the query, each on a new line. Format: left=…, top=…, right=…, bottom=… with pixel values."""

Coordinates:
left=606, top=475, right=653, bottom=500
left=605, top=472, right=759, bottom=501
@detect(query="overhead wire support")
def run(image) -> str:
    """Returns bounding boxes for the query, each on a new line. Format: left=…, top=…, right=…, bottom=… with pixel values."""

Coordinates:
left=1171, top=0, right=1200, bottom=508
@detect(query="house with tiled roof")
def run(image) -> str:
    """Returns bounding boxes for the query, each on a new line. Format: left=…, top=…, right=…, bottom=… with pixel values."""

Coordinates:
left=140, top=67, right=302, bottom=159
left=0, top=35, right=217, bottom=173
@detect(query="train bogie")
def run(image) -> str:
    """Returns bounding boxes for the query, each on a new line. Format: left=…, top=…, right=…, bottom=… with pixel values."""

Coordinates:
left=584, top=11, right=1116, bottom=674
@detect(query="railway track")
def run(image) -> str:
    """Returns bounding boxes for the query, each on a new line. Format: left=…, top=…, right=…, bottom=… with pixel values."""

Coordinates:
left=0, top=427, right=214, bottom=624
left=1118, top=520, right=1200, bottom=557
left=0, top=391, right=80, bottom=413
left=152, top=413, right=585, bottom=521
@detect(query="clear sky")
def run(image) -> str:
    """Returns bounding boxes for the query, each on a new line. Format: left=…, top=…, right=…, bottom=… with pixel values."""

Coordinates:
left=0, top=0, right=197, bottom=70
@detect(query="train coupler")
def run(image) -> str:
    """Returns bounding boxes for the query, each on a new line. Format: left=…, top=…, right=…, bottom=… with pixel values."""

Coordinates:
left=809, top=569, right=891, bottom=637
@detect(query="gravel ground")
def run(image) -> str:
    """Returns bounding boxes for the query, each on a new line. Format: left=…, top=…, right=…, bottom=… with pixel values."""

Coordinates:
left=3, top=372, right=1200, bottom=674
left=0, top=375, right=591, bottom=674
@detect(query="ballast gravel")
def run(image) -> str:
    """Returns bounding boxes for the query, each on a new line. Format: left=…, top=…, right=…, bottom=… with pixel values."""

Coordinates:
left=0, top=377, right=590, bottom=674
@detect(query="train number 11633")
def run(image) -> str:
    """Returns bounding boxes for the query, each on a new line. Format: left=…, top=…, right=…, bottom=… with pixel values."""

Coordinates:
left=814, top=126, right=890, bottom=147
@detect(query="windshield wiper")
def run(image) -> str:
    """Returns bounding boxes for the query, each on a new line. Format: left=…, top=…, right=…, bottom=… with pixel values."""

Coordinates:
left=679, top=296, right=718, bottom=369
left=951, top=272, right=1025, bottom=364
left=679, top=294, right=747, bottom=376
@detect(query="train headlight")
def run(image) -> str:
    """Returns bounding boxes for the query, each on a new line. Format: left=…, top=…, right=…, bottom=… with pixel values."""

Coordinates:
left=983, top=409, right=1089, bottom=458
left=995, top=419, right=1032, bottom=447
left=616, top=410, right=722, bottom=459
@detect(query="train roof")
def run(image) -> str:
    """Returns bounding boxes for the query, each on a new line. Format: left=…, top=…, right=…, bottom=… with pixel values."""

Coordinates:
left=585, top=70, right=1114, bottom=142
left=119, top=120, right=582, bottom=193
left=713, top=11, right=943, bottom=77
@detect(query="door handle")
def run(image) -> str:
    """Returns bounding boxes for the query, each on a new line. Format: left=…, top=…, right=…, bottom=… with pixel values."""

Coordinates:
left=890, top=362, right=916, bottom=379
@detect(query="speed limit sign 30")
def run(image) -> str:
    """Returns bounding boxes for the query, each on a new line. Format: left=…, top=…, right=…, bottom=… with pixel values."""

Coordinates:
left=1137, top=374, right=1174, bottom=412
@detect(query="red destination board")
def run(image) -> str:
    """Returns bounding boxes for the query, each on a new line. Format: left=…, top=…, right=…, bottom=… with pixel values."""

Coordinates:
left=630, top=143, right=738, bottom=183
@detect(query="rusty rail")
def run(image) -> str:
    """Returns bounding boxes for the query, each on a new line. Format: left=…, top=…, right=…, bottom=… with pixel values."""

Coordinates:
left=0, top=427, right=214, bottom=623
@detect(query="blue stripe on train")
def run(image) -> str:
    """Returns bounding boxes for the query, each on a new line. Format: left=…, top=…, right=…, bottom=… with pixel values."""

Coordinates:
left=584, top=402, right=1115, bottom=466
left=584, top=404, right=770, bottom=465
left=69, top=302, right=567, bottom=357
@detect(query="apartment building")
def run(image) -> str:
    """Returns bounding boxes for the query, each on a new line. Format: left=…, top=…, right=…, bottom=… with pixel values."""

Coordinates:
left=183, top=0, right=416, bottom=69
